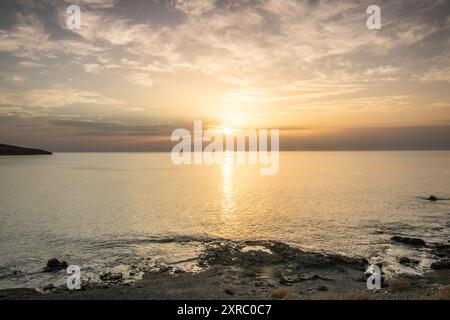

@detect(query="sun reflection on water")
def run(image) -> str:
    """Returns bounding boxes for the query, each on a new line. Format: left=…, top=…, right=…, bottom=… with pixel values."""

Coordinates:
left=222, top=152, right=235, bottom=214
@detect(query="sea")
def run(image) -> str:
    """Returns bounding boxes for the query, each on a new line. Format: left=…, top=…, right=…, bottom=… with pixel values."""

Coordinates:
left=0, top=151, right=449, bottom=290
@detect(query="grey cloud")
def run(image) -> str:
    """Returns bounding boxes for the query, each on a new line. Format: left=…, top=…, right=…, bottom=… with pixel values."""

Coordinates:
left=282, top=126, right=450, bottom=151
left=48, top=118, right=195, bottom=137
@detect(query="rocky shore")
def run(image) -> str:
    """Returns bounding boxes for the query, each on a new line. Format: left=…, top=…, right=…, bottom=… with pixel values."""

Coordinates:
left=1, top=239, right=449, bottom=300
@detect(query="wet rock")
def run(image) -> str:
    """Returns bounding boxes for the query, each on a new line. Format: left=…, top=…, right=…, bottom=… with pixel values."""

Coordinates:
left=315, top=285, right=328, bottom=292
left=173, top=268, right=187, bottom=274
left=224, top=288, right=234, bottom=295
left=431, top=259, right=450, bottom=270
left=149, top=265, right=171, bottom=274
left=43, top=284, right=56, bottom=291
left=391, top=236, right=426, bottom=246
left=100, top=272, right=123, bottom=282
left=399, top=257, right=419, bottom=267
left=279, top=275, right=297, bottom=286
left=302, top=285, right=329, bottom=293
left=336, top=266, right=346, bottom=273
left=160, top=266, right=171, bottom=273
left=10, top=269, right=22, bottom=277
left=352, top=275, right=367, bottom=283
left=199, top=240, right=368, bottom=271
left=432, top=244, right=450, bottom=259
left=422, top=195, right=450, bottom=202
left=244, top=270, right=256, bottom=277
left=310, top=274, right=334, bottom=281
left=44, top=258, right=68, bottom=272
left=298, top=274, right=335, bottom=282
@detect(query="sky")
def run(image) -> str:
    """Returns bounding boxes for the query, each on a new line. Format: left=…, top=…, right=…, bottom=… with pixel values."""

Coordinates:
left=0, top=0, right=449, bottom=151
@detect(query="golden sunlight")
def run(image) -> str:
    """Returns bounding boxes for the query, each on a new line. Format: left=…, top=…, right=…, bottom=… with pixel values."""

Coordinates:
left=222, top=127, right=234, bottom=136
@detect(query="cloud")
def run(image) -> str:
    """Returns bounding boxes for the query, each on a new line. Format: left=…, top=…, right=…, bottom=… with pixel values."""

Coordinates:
left=2, top=74, right=27, bottom=83
left=282, top=125, right=450, bottom=151
left=18, top=61, right=47, bottom=69
left=83, top=63, right=102, bottom=74
left=7, top=0, right=443, bottom=92
left=0, top=12, right=105, bottom=61
left=365, top=66, right=399, bottom=76
left=419, top=67, right=450, bottom=83
left=289, top=95, right=416, bottom=113
left=432, top=102, right=450, bottom=108
left=0, top=14, right=53, bottom=60
left=126, top=73, right=154, bottom=88
left=0, top=86, right=123, bottom=108
left=63, top=0, right=119, bottom=9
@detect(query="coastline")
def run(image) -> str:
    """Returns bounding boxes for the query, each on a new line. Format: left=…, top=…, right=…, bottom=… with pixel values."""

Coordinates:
left=1, top=240, right=449, bottom=300
left=0, top=144, right=52, bottom=156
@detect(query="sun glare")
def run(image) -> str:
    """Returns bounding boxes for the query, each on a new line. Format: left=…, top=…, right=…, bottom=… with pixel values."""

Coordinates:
left=222, top=127, right=234, bottom=136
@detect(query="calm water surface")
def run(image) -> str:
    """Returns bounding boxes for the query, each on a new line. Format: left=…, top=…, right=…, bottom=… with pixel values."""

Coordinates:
left=0, top=152, right=449, bottom=289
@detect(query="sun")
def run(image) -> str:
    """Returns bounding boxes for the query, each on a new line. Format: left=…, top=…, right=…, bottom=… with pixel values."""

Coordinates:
left=222, top=127, right=234, bottom=136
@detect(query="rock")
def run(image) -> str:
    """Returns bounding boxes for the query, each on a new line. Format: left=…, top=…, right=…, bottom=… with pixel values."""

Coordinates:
left=431, top=259, right=450, bottom=270
left=365, top=270, right=384, bottom=278
left=173, top=268, right=187, bottom=274
left=158, top=265, right=171, bottom=273
left=43, top=284, right=55, bottom=291
left=422, top=195, right=450, bottom=202
left=279, top=275, right=296, bottom=286
left=149, top=265, right=171, bottom=274
left=313, top=274, right=334, bottom=281
left=100, top=272, right=123, bottom=282
left=270, top=288, right=290, bottom=300
left=352, top=275, right=367, bottom=283
left=399, top=257, right=419, bottom=267
left=224, top=288, right=234, bottom=295
left=388, top=279, right=412, bottom=292
left=244, top=270, right=256, bottom=277
left=299, top=274, right=335, bottom=282
left=199, top=240, right=369, bottom=271
left=304, top=285, right=329, bottom=293
left=44, top=258, right=68, bottom=272
left=315, top=285, right=328, bottom=292
left=391, top=236, right=426, bottom=246
left=10, top=269, right=22, bottom=277
left=336, top=266, right=346, bottom=273
left=432, top=244, right=450, bottom=259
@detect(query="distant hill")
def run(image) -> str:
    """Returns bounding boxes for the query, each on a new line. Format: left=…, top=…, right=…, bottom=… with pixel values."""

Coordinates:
left=0, top=144, right=52, bottom=155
